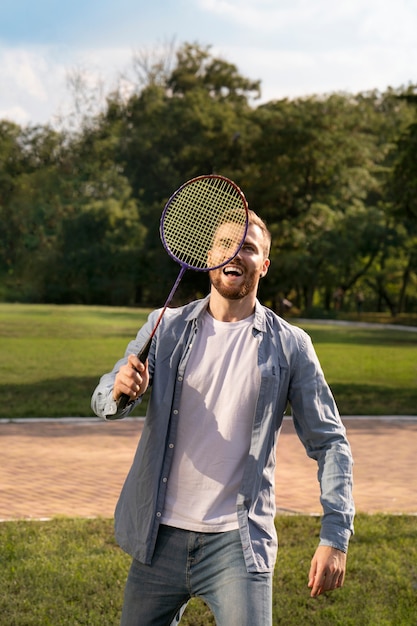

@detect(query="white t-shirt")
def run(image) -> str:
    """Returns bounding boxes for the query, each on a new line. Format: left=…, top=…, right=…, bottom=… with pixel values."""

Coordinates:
left=161, top=311, right=260, bottom=532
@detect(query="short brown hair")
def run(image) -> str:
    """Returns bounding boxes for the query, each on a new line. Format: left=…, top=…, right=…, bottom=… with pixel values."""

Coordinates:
left=248, top=210, right=271, bottom=258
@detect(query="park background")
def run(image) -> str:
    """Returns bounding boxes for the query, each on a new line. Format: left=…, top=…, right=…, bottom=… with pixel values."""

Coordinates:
left=1, top=33, right=417, bottom=626
left=1, top=41, right=417, bottom=319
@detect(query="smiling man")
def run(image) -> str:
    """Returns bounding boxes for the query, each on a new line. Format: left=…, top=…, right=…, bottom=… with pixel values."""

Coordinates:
left=91, top=209, right=354, bottom=626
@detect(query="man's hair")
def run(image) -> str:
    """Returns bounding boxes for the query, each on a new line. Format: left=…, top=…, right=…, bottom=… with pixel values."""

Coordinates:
left=248, top=210, right=271, bottom=258
left=219, top=208, right=271, bottom=258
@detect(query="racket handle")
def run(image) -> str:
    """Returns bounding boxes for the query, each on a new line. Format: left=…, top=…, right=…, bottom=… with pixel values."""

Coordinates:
left=117, top=393, right=130, bottom=411
left=116, top=337, right=152, bottom=411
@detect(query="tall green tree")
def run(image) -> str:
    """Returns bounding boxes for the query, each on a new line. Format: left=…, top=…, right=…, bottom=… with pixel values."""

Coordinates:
left=35, top=121, right=146, bottom=305
left=0, top=123, right=67, bottom=297
left=384, top=92, right=417, bottom=313
left=0, top=121, right=28, bottom=280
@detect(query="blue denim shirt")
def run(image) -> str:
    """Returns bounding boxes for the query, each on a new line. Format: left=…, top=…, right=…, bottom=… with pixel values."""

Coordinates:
left=91, top=296, right=354, bottom=573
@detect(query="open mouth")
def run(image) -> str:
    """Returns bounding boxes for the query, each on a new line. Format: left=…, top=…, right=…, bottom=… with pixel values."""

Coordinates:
left=223, top=265, right=243, bottom=277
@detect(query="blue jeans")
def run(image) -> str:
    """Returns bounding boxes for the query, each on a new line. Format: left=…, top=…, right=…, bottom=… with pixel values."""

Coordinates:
left=120, top=525, right=273, bottom=626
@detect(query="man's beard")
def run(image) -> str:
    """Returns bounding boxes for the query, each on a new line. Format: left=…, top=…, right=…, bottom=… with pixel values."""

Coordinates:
left=209, top=267, right=258, bottom=300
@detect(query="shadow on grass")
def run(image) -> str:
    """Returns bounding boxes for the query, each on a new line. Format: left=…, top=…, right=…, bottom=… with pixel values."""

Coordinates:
left=301, top=326, right=417, bottom=347
left=330, top=382, right=417, bottom=415
left=1, top=378, right=415, bottom=418
left=0, top=378, right=148, bottom=419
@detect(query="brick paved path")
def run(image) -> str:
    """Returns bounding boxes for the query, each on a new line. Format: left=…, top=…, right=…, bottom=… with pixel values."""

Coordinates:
left=1, top=417, right=416, bottom=520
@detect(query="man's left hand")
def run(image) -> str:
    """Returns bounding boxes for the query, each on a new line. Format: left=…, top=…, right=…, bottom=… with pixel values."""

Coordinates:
left=308, top=545, right=347, bottom=597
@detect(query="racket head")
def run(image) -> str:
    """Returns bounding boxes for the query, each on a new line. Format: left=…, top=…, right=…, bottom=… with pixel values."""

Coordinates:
left=160, top=174, right=249, bottom=272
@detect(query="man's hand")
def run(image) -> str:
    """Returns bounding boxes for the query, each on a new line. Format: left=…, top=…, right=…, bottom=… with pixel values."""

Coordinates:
left=113, top=354, right=149, bottom=402
left=308, top=545, right=347, bottom=597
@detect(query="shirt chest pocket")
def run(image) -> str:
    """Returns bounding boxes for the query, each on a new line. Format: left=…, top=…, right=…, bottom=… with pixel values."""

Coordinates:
left=256, top=360, right=289, bottom=427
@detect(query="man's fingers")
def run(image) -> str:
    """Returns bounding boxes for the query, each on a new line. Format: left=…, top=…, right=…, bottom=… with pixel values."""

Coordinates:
left=309, top=571, right=344, bottom=597
left=113, top=360, right=143, bottom=400
left=127, top=353, right=145, bottom=373
left=308, top=546, right=347, bottom=597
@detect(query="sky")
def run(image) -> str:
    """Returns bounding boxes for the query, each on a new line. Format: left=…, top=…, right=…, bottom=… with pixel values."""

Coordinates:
left=1, top=0, right=417, bottom=128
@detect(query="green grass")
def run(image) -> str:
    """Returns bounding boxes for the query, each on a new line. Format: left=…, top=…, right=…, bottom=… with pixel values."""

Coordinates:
left=302, top=324, right=417, bottom=416
left=0, top=303, right=416, bottom=417
left=0, top=304, right=151, bottom=418
left=0, top=515, right=416, bottom=625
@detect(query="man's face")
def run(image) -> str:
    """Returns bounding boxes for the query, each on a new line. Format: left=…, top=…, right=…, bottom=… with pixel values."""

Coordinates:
left=208, top=223, right=270, bottom=300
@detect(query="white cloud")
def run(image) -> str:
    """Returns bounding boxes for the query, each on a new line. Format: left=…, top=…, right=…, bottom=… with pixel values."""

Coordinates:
left=0, top=43, right=135, bottom=127
left=223, top=39, right=417, bottom=103
left=198, top=0, right=321, bottom=31
left=358, top=0, right=417, bottom=45
left=0, top=104, right=30, bottom=126
left=198, top=0, right=417, bottom=46
left=0, top=48, right=48, bottom=99
left=0, top=45, right=68, bottom=125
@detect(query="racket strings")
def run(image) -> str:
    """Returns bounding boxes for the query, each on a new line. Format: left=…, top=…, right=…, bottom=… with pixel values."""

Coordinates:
left=162, top=177, right=248, bottom=270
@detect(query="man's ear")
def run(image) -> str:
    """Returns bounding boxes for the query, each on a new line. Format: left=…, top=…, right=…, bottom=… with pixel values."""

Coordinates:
left=260, top=259, right=270, bottom=278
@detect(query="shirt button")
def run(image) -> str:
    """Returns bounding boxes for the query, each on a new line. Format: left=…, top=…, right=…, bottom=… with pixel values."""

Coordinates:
left=173, top=409, right=178, bottom=415
left=162, top=477, right=167, bottom=483
left=156, top=512, right=161, bottom=518
left=178, top=376, right=183, bottom=382
left=169, top=443, right=174, bottom=449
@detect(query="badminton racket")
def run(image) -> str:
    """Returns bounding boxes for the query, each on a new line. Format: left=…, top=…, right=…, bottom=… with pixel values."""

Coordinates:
left=117, top=174, right=249, bottom=410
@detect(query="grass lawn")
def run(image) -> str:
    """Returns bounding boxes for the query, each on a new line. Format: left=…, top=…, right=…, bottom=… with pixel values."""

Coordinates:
left=0, top=304, right=150, bottom=418
left=1, top=305, right=416, bottom=624
left=0, top=515, right=416, bottom=625
left=301, top=323, right=417, bottom=416
left=0, top=303, right=416, bottom=417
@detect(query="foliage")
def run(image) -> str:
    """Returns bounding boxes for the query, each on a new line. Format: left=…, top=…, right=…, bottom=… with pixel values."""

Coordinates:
left=385, top=94, right=417, bottom=314
left=0, top=515, right=416, bottom=625
left=0, top=42, right=416, bottom=312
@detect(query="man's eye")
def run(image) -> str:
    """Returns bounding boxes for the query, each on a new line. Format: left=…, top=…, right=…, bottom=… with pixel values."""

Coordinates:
left=221, top=240, right=236, bottom=250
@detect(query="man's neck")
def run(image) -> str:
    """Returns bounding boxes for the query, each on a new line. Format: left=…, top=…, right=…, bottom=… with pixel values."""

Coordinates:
left=208, top=289, right=256, bottom=322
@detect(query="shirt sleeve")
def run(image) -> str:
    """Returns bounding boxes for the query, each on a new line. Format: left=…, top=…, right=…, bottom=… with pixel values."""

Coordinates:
left=287, top=330, right=355, bottom=552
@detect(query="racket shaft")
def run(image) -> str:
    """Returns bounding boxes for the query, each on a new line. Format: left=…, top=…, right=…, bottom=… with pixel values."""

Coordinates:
left=116, top=267, right=186, bottom=411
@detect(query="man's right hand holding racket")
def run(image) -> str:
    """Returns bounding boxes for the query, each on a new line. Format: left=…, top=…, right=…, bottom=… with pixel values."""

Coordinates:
left=113, top=354, right=149, bottom=404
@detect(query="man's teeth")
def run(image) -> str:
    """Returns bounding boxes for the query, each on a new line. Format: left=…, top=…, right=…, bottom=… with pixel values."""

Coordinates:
left=223, top=266, right=243, bottom=276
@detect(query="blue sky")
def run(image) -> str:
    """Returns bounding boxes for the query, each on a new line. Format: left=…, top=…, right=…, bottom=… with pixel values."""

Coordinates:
left=1, top=0, right=416, bottom=127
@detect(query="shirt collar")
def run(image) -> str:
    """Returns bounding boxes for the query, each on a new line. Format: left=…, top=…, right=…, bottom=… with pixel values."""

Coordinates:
left=185, top=295, right=267, bottom=333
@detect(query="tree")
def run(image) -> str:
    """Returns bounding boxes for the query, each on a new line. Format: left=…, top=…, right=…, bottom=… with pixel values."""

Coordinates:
left=39, top=195, right=146, bottom=305
left=32, top=121, right=147, bottom=305
left=0, top=123, right=68, bottom=298
left=384, top=91, right=417, bottom=313
left=168, top=42, right=260, bottom=103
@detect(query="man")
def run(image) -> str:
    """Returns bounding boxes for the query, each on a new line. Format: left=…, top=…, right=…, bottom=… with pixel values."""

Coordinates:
left=91, top=210, right=354, bottom=626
